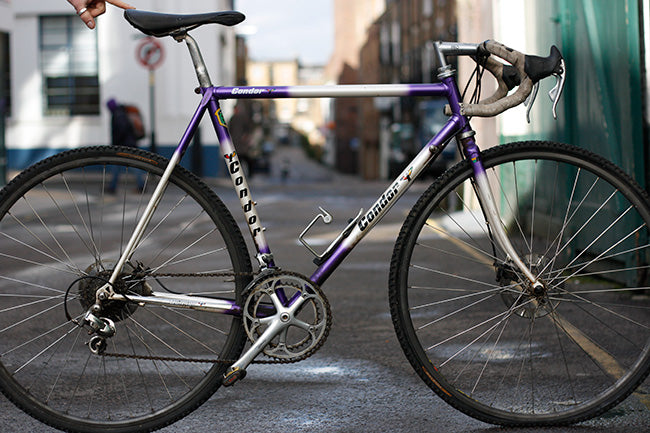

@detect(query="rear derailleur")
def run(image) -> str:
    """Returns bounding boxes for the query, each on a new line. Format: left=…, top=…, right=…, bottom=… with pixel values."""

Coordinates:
left=83, top=311, right=116, bottom=355
left=65, top=261, right=152, bottom=355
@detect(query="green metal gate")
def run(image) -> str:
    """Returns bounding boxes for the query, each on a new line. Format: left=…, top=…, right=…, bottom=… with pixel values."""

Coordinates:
left=555, top=0, right=645, bottom=187
left=558, top=0, right=646, bottom=285
left=503, top=0, right=647, bottom=284
left=519, top=0, right=646, bottom=184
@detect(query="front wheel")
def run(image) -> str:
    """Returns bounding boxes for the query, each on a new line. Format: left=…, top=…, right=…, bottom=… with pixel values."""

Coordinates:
left=389, top=141, right=650, bottom=426
left=0, top=146, right=252, bottom=432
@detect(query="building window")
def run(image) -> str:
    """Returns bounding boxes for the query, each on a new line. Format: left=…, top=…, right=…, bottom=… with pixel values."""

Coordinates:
left=40, top=16, right=99, bottom=116
left=380, top=22, right=390, bottom=65
left=423, top=0, right=433, bottom=17
left=391, top=20, right=401, bottom=64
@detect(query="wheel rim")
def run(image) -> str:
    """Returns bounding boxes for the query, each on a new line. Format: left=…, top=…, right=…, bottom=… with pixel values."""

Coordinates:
left=0, top=149, right=248, bottom=429
left=396, top=145, right=650, bottom=423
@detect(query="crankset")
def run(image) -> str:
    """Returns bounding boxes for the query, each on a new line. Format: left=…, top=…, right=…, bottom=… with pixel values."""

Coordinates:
left=243, top=271, right=332, bottom=361
left=223, top=270, right=332, bottom=386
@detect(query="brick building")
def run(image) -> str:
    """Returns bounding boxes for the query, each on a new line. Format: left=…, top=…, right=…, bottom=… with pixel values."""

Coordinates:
left=327, top=0, right=385, bottom=174
left=358, top=22, right=382, bottom=179
left=330, top=0, right=457, bottom=179
left=359, top=0, right=457, bottom=179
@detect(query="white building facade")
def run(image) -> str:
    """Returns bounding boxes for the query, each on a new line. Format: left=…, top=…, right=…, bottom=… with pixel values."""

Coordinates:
left=2, top=0, right=238, bottom=176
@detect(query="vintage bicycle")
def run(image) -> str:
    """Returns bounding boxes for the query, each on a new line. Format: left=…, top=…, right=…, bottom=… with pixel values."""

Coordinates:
left=0, top=9, right=648, bottom=433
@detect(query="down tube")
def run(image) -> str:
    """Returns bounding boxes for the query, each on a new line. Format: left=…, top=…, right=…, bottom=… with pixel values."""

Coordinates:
left=310, top=114, right=465, bottom=286
left=207, top=96, right=274, bottom=264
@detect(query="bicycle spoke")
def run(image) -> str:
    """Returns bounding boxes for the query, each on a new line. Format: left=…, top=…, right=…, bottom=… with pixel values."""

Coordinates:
left=42, top=181, right=100, bottom=265
left=3, top=212, right=81, bottom=275
left=135, top=193, right=191, bottom=254
left=45, top=329, right=83, bottom=404
left=411, top=264, right=499, bottom=290
left=490, top=162, right=532, bottom=254
left=410, top=285, right=511, bottom=309
left=13, top=325, right=80, bottom=375
left=0, top=148, right=249, bottom=428
left=392, top=142, right=650, bottom=425
left=2, top=314, right=81, bottom=358
left=142, top=307, right=221, bottom=355
left=60, top=172, right=103, bottom=263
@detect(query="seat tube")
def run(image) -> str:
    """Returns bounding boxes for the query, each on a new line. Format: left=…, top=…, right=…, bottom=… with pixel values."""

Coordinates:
left=207, top=96, right=275, bottom=267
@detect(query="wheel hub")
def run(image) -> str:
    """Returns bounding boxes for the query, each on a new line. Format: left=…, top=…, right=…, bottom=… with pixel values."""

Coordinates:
left=496, top=254, right=561, bottom=318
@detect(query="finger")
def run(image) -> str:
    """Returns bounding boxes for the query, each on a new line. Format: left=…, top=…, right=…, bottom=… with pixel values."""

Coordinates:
left=106, top=0, right=136, bottom=9
left=67, top=0, right=85, bottom=8
left=77, top=8, right=97, bottom=29
left=89, top=2, right=107, bottom=16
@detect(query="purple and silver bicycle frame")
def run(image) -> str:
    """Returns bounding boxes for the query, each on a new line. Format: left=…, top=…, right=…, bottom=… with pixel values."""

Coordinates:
left=204, top=80, right=468, bottom=285
left=109, top=39, right=540, bottom=318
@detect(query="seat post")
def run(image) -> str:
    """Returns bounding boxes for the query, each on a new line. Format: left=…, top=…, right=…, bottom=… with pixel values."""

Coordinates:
left=179, top=33, right=212, bottom=88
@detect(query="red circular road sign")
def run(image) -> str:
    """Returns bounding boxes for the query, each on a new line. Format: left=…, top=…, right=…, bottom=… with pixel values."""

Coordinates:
left=136, top=37, right=165, bottom=70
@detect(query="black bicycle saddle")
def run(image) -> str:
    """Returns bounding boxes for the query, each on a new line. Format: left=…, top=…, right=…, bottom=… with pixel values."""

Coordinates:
left=124, top=9, right=245, bottom=37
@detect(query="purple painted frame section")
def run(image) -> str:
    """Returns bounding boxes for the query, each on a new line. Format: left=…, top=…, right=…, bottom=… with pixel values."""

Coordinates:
left=212, top=83, right=451, bottom=100
left=173, top=76, right=478, bottom=314
left=309, top=112, right=466, bottom=286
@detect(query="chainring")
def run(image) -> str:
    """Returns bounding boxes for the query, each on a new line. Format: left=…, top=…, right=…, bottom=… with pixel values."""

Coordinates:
left=242, top=271, right=332, bottom=362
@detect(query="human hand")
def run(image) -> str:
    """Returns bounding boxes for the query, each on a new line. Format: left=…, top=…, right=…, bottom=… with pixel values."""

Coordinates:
left=67, top=0, right=135, bottom=30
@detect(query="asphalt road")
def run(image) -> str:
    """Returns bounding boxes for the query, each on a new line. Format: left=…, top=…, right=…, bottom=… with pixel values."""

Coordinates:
left=1, top=146, right=648, bottom=432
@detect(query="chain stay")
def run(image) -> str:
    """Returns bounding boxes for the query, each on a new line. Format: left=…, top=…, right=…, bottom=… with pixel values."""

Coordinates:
left=145, top=270, right=258, bottom=278
left=99, top=269, right=320, bottom=365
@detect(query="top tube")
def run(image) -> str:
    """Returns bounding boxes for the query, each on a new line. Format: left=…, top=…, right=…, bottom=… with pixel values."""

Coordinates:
left=211, top=83, right=449, bottom=100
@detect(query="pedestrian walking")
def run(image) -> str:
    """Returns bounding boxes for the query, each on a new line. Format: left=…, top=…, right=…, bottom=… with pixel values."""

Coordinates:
left=106, top=98, right=144, bottom=193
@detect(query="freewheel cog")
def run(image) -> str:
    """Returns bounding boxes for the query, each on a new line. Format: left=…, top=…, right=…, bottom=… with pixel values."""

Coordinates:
left=78, top=261, right=151, bottom=322
left=242, top=271, right=332, bottom=362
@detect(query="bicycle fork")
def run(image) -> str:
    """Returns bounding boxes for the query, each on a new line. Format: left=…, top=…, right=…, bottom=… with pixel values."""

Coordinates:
left=459, top=130, right=544, bottom=293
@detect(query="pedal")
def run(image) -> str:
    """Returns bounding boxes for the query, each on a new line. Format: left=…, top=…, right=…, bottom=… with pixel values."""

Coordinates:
left=222, top=366, right=247, bottom=387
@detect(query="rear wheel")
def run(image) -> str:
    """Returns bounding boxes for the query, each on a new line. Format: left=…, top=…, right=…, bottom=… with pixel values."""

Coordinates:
left=0, top=146, right=251, bottom=432
left=390, top=141, right=650, bottom=426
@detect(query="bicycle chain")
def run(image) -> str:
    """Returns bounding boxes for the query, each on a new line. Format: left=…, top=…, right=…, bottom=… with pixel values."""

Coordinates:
left=99, top=269, right=324, bottom=365
left=100, top=351, right=301, bottom=365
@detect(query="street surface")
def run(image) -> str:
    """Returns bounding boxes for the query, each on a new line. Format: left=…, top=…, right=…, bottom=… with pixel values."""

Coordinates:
left=1, top=146, right=648, bottom=432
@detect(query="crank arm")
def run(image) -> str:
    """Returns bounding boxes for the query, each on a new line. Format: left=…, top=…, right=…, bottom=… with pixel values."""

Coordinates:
left=223, top=292, right=308, bottom=386
left=223, top=316, right=288, bottom=385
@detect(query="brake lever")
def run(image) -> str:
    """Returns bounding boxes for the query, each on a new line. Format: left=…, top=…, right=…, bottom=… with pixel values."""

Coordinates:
left=524, top=82, right=539, bottom=123
left=548, top=58, right=566, bottom=119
